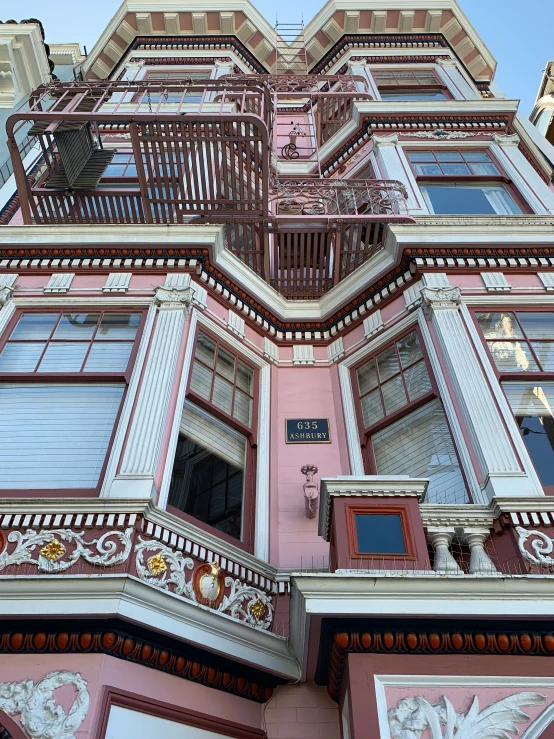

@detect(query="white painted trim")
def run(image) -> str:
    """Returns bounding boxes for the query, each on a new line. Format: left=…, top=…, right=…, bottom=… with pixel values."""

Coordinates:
left=0, top=574, right=298, bottom=679
left=459, top=302, right=544, bottom=496
left=157, top=309, right=198, bottom=509
left=417, top=311, right=484, bottom=504
left=0, top=300, right=15, bottom=339
left=101, top=301, right=158, bottom=497
left=338, top=364, right=364, bottom=476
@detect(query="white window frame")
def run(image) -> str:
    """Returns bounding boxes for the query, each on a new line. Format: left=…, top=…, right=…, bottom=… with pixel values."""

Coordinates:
left=159, top=308, right=271, bottom=560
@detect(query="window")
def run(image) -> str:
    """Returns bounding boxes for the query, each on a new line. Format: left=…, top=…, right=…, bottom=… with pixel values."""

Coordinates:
left=354, top=513, right=406, bottom=554
left=144, top=70, right=212, bottom=103
left=407, top=150, right=523, bottom=215
left=168, top=331, right=257, bottom=547
left=103, top=152, right=138, bottom=179
left=189, top=331, right=255, bottom=429
left=0, top=311, right=143, bottom=490
left=353, top=329, right=468, bottom=504
left=476, top=311, right=554, bottom=489
left=372, top=69, right=449, bottom=101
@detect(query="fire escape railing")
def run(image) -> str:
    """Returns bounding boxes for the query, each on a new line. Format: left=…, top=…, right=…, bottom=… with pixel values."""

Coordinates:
left=6, top=78, right=413, bottom=299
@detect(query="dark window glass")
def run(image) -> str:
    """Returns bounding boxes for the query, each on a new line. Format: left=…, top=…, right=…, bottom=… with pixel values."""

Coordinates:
left=168, top=435, right=244, bottom=540
left=421, top=184, right=521, bottom=215
left=503, top=382, right=554, bottom=486
left=379, top=89, right=446, bottom=101
left=354, top=513, right=406, bottom=554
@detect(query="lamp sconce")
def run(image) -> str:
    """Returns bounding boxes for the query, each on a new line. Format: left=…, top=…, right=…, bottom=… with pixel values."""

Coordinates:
left=301, top=464, right=319, bottom=519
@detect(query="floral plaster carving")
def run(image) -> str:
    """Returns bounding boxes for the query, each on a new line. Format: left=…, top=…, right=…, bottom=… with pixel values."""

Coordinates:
left=0, top=671, right=89, bottom=739
left=135, top=538, right=274, bottom=630
left=408, top=130, right=478, bottom=140
left=388, top=692, right=546, bottom=739
left=516, top=526, right=554, bottom=567
left=0, top=528, right=133, bottom=574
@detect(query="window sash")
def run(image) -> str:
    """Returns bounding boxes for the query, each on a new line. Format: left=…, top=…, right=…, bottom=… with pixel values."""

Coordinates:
left=370, top=398, right=468, bottom=504
left=0, top=383, right=124, bottom=489
left=180, top=400, right=246, bottom=468
left=476, top=311, right=554, bottom=374
left=420, top=183, right=521, bottom=216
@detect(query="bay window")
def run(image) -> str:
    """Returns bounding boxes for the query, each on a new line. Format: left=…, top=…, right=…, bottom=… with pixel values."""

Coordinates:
left=0, top=310, right=143, bottom=491
left=407, top=150, right=523, bottom=215
left=168, top=329, right=257, bottom=548
left=475, top=311, right=554, bottom=491
left=372, top=69, right=449, bottom=101
left=353, top=328, right=468, bottom=504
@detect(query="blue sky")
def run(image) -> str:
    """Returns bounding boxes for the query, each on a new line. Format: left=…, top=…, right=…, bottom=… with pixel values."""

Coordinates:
left=13, top=0, right=551, bottom=115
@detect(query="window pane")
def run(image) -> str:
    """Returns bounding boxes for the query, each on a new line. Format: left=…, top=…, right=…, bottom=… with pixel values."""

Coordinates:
left=504, top=382, right=554, bottom=486
left=476, top=312, right=523, bottom=340
left=190, top=360, right=213, bottom=399
left=233, top=389, right=253, bottom=427
left=361, top=388, right=384, bottom=427
left=412, top=163, right=443, bottom=176
left=11, top=314, right=58, bottom=340
left=463, top=152, right=492, bottom=162
left=397, top=331, right=423, bottom=368
left=354, top=514, right=406, bottom=554
left=37, top=342, right=89, bottom=372
left=85, top=342, right=134, bottom=372
left=468, top=162, right=499, bottom=175
left=380, top=90, right=446, bottom=101
left=54, top=313, right=99, bottom=339
left=213, top=375, right=233, bottom=414
left=440, top=163, right=471, bottom=176
left=237, top=361, right=253, bottom=394
left=381, top=375, right=407, bottom=415
left=372, top=398, right=468, bottom=504
left=0, top=383, right=124, bottom=488
left=376, top=346, right=400, bottom=382
left=435, top=152, right=464, bottom=162
left=518, top=313, right=554, bottom=340
left=216, top=346, right=236, bottom=382
left=357, top=359, right=378, bottom=395
left=195, top=333, right=216, bottom=367
left=96, top=313, right=140, bottom=340
left=422, top=184, right=521, bottom=215
left=0, top=342, right=45, bottom=372
left=531, top=342, right=554, bottom=371
left=488, top=341, right=539, bottom=372
left=404, top=360, right=432, bottom=401
left=407, top=151, right=436, bottom=162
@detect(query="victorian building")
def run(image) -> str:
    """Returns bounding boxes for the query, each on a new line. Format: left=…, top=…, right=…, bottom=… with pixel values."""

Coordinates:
left=2, top=2, right=554, bottom=738
left=530, top=61, right=554, bottom=149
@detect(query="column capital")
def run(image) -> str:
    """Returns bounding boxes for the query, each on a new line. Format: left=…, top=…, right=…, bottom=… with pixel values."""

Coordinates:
left=491, top=133, right=521, bottom=148
left=421, top=286, right=462, bottom=319
left=154, top=285, right=194, bottom=311
left=214, top=59, right=234, bottom=69
left=372, top=133, right=399, bottom=147
left=0, top=287, right=13, bottom=307
left=436, top=57, right=457, bottom=68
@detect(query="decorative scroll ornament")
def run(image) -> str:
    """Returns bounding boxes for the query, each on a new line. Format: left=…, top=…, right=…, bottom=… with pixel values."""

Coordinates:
left=0, top=670, right=89, bottom=739
left=516, top=526, right=554, bottom=566
left=154, top=285, right=194, bottom=311
left=135, top=538, right=274, bottom=630
left=0, top=528, right=133, bottom=574
left=409, top=130, right=478, bottom=140
left=388, top=692, right=546, bottom=739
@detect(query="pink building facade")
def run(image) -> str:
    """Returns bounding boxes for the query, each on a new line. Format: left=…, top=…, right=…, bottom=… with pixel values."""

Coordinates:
left=1, top=2, right=554, bottom=738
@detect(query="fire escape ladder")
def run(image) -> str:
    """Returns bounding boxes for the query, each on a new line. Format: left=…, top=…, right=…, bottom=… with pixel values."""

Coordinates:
left=274, top=20, right=308, bottom=75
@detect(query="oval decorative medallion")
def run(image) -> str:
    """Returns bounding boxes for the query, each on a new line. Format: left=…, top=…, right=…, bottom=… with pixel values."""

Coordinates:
left=193, top=562, right=225, bottom=607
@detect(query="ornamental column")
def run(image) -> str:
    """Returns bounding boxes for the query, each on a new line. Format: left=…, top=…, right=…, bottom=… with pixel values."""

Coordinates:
left=372, top=134, right=429, bottom=215
left=0, top=274, right=17, bottom=336
left=422, top=285, right=541, bottom=499
left=435, top=58, right=478, bottom=100
left=347, top=60, right=379, bottom=98
left=490, top=133, right=554, bottom=215
left=108, top=282, right=193, bottom=499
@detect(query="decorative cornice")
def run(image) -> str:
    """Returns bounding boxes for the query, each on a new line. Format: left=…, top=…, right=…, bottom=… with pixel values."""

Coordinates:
left=325, top=626, right=554, bottom=701
left=310, top=34, right=450, bottom=75
left=107, top=35, right=267, bottom=79
left=0, top=623, right=282, bottom=702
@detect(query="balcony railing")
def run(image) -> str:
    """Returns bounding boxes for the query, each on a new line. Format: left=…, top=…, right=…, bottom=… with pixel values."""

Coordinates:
left=6, top=78, right=413, bottom=299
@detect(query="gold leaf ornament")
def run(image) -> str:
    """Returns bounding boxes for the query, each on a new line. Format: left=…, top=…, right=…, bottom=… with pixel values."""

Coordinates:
left=147, top=553, right=167, bottom=576
left=249, top=599, right=267, bottom=621
left=40, top=539, right=66, bottom=562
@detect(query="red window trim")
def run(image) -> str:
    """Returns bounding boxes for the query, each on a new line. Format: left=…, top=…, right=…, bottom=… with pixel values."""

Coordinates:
left=173, top=324, right=259, bottom=553
left=345, top=504, right=417, bottom=560
left=471, top=307, right=554, bottom=495
left=0, top=307, right=147, bottom=497
left=405, top=148, right=532, bottom=214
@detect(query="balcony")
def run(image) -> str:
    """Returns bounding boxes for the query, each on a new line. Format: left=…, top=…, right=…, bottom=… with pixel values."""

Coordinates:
left=6, top=78, right=412, bottom=299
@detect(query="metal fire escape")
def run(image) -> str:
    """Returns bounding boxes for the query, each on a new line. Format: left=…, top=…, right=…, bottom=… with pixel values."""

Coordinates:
left=6, top=67, right=411, bottom=299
